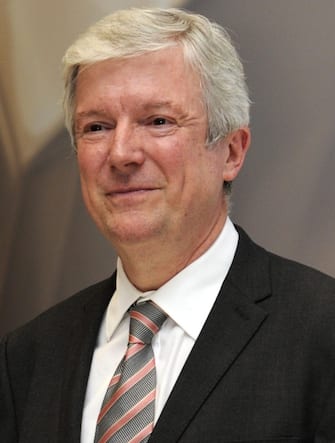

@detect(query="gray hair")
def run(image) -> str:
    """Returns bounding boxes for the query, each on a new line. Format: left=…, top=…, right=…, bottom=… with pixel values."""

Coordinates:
left=62, top=7, right=250, bottom=149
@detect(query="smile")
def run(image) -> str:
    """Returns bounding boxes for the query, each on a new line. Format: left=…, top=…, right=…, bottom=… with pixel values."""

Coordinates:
left=108, top=187, right=157, bottom=195
left=106, top=188, right=159, bottom=204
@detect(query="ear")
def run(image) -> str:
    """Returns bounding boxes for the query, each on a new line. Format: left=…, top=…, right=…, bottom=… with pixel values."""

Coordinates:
left=221, top=127, right=251, bottom=182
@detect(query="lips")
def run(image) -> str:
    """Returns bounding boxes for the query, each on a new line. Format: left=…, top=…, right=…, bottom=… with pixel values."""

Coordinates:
left=104, top=186, right=160, bottom=207
left=107, top=186, right=157, bottom=195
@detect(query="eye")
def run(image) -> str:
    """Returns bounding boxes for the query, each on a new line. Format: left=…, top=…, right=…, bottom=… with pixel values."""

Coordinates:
left=144, top=115, right=176, bottom=136
left=152, top=117, right=168, bottom=126
left=87, top=123, right=105, bottom=132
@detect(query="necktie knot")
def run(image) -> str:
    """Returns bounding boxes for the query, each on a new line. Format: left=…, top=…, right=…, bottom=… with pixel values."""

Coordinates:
left=129, top=301, right=166, bottom=345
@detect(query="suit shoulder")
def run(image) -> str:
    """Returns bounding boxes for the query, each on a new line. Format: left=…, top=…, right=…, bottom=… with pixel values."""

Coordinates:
left=2, top=275, right=115, bottom=349
left=268, top=250, right=335, bottom=295
left=264, top=250, right=335, bottom=329
left=234, top=225, right=335, bottom=311
left=236, top=224, right=335, bottom=294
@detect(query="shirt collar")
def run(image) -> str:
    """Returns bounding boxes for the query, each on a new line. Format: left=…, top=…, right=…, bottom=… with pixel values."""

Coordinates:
left=106, top=217, right=238, bottom=341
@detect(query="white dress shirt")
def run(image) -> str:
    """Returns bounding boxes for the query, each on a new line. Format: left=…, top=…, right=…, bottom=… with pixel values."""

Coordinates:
left=81, top=217, right=238, bottom=443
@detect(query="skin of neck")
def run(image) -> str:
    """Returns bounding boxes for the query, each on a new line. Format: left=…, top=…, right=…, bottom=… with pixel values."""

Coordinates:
left=114, top=206, right=228, bottom=292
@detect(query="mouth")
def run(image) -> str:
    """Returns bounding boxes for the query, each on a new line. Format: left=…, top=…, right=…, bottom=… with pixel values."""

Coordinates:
left=108, top=187, right=157, bottom=196
left=105, top=187, right=160, bottom=205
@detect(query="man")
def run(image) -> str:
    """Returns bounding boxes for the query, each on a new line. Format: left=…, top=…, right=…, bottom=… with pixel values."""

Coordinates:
left=1, top=7, right=335, bottom=443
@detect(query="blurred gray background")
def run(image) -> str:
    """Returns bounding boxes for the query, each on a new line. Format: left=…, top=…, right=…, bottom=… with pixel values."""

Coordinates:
left=1, top=0, right=334, bottom=335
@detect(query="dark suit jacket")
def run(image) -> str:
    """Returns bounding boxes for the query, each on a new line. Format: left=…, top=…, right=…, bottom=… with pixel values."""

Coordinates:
left=1, top=227, right=335, bottom=442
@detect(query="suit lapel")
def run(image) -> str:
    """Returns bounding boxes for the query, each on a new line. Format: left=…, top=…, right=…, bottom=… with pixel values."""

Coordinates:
left=150, top=227, right=272, bottom=442
left=57, top=275, right=116, bottom=442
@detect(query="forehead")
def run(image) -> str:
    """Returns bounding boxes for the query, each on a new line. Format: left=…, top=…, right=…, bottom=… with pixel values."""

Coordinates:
left=75, top=46, right=204, bottom=112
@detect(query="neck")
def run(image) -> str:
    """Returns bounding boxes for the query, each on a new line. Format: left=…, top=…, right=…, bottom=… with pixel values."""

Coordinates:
left=116, top=214, right=227, bottom=292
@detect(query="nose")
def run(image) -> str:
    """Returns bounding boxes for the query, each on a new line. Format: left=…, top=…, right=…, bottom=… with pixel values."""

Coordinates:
left=107, top=121, right=145, bottom=173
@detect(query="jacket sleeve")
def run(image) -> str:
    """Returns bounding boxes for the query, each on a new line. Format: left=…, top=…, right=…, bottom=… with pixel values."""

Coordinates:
left=0, top=335, right=18, bottom=442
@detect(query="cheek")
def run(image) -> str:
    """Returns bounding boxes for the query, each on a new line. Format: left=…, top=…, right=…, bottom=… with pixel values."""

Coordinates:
left=77, top=152, right=102, bottom=209
left=192, top=150, right=226, bottom=193
left=77, top=148, right=102, bottom=182
left=153, top=139, right=186, bottom=180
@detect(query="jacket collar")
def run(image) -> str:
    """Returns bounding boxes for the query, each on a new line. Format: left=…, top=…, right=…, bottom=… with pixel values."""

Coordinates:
left=150, top=225, right=271, bottom=442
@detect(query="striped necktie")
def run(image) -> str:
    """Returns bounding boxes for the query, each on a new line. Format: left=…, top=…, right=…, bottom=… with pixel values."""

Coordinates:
left=94, top=301, right=167, bottom=443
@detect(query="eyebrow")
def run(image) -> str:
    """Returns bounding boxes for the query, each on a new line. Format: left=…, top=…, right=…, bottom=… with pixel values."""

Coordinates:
left=143, top=101, right=172, bottom=109
left=75, top=109, right=108, bottom=120
left=142, top=101, right=183, bottom=113
left=74, top=101, right=185, bottom=123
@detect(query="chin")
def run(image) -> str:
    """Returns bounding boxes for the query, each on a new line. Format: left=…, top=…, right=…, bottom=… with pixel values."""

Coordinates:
left=102, top=219, right=165, bottom=246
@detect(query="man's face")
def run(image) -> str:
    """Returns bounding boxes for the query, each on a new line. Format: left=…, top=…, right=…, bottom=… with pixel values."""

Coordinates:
left=74, top=46, right=238, bottom=256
